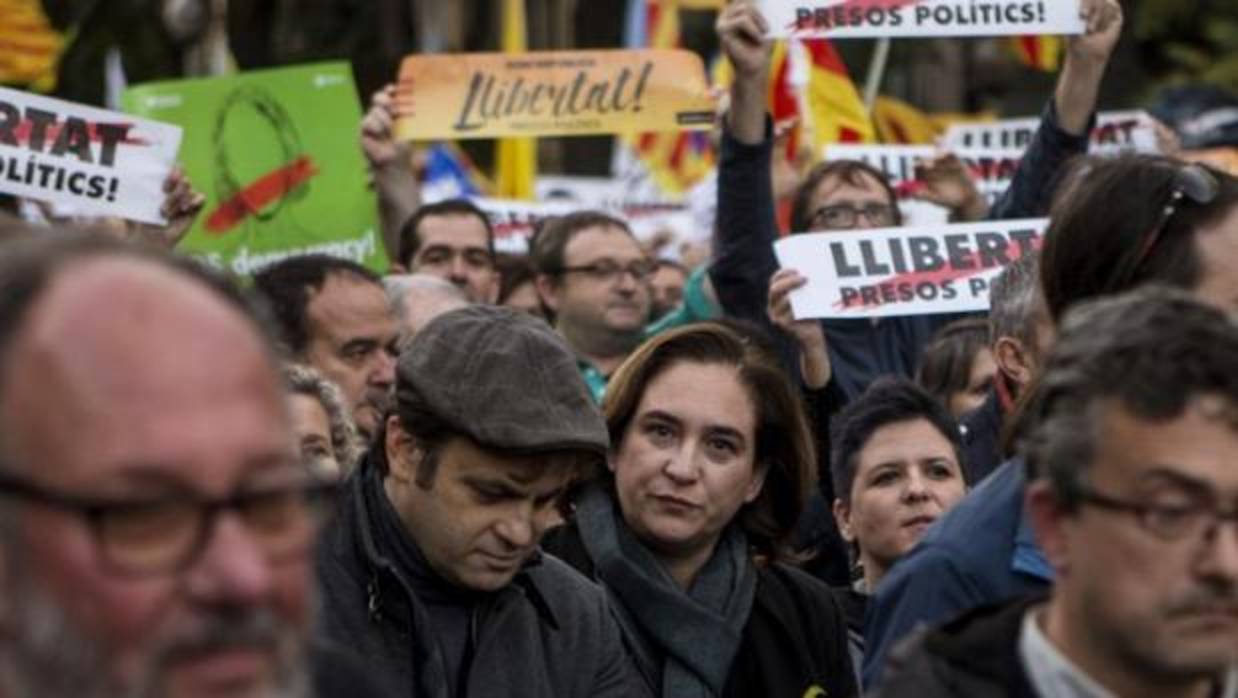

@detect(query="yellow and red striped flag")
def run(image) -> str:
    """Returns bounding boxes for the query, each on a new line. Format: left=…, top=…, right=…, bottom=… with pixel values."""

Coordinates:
left=1009, top=36, right=1063, bottom=73
left=0, top=0, right=63, bottom=92
left=493, top=0, right=537, bottom=199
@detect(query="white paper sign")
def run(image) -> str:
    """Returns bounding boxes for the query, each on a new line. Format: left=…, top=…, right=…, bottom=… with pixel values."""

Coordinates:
left=775, top=218, right=1047, bottom=318
left=757, top=0, right=1084, bottom=39
left=823, top=143, right=1025, bottom=206
left=943, top=110, right=1160, bottom=155
left=471, top=197, right=576, bottom=255
left=0, top=86, right=182, bottom=224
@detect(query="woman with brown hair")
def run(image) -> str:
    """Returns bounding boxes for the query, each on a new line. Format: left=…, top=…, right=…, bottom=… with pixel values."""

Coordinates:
left=542, top=321, right=856, bottom=698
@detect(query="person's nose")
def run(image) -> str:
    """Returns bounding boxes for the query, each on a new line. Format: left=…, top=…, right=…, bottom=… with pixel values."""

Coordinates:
left=903, top=468, right=932, bottom=502
left=184, top=512, right=275, bottom=608
left=662, top=443, right=700, bottom=485
left=370, top=347, right=396, bottom=388
left=494, top=505, right=537, bottom=551
left=1196, top=517, right=1238, bottom=586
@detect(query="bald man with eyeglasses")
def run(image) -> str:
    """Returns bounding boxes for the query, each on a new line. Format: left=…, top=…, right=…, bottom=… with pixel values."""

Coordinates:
left=0, top=232, right=393, bottom=698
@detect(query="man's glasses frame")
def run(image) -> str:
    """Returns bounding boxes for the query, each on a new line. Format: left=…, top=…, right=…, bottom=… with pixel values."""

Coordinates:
left=0, top=469, right=338, bottom=577
left=808, top=202, right=898, bottom=231
left=1078, top=485, right=1238, bottom=544
left=554, top=260, right=655, bottom=283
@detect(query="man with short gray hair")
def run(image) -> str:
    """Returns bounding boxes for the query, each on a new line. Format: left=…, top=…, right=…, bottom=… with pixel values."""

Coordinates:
left=876, top=286, right=1238, bottom=697
left=384, top=272, right=470, bottom=341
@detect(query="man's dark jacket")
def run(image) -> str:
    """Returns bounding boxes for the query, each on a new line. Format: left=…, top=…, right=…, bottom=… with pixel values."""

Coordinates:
left=870, top=596, right=1042, bottom=698
left=861, top=458, right=1053, bottom=688
left=542, top=521, right=858, bottom=698
left=314, top=457, right=649, bottom=698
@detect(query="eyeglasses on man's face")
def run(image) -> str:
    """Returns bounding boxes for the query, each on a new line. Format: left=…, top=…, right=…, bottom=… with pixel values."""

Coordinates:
left=809, top=202, right=897, bottom=230
left=0, top=470, right=338, bottom=577
left=1078, top=485, right=1238, bottom=544
left=556, top=259, right=655, bottom=284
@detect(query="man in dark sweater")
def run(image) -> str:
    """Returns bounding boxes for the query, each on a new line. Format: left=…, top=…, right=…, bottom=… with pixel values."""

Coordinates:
left=710, top=2, right=1100, bottom=405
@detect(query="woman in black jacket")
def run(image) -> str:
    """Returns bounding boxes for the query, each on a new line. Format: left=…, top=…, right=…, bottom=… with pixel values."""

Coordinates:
left=543, top=322, right=856, bottom=698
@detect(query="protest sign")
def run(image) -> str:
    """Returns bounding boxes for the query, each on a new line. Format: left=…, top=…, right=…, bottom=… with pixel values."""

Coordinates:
left=393, top=49, right=716, bottom=140
left=943, top=110, right=1160, bottom=154
left=757, top=0, right=1084, bottom=39
left=122, top=62, right=386, bottom=275
left=823, top=143, right=1025, bottom=206
left=0, top=86, right=181, bottom=224
left=775, top=218, right=1046, bottom=318
left=471, top=197, right=576, bottom=255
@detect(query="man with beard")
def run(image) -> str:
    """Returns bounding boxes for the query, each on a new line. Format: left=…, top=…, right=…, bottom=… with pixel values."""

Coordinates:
left=0, top=233, right=385, bottom=698
left=253, top=255, right=399, bottom=443
left=875, top=287, right=1238, bottom=697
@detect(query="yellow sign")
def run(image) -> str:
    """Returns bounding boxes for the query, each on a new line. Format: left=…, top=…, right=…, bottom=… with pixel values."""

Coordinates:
left=394, top=49, right=716, bottom=141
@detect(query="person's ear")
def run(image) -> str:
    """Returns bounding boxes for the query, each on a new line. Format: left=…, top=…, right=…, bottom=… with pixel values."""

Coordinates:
left=1025, top=480, right=1071, bottom=576
left=832, top=498, right=855, bottom=543
left=743, top=461, right=770, bottom=503
left=534, top=273, right=561, bottom=314
left=384, top=415, right=422, bottom=484
left=994, top=337, right=1035, bottom=390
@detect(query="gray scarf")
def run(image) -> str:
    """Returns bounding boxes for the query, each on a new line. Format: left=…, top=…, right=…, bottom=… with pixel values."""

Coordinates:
left=576, top=484, right=756, bottom=698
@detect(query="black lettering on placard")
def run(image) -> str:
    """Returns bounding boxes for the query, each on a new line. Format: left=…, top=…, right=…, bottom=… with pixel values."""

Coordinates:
left=0, top=99, right=130, bottom=167
left=831, top=242, right=862, bottom=278
left=969, top=277, right=989, bottom=298
left=915, top=1, right=1045, bottom=28
left=452, top=60, right=656, bottom=133
left=795, top=5, right=904, bottom=30
left=975, top=232, right=1012, bottom=268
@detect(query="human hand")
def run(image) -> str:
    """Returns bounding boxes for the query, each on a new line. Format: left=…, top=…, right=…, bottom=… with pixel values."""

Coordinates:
left=768, top=268, right=831, bottom=388
left=913, top=153, right=988, bottom=221
left=128, top=166, right=204, bottom=249
left=717, top=1, right=771, bottom=80
left=360, top=84, right=412, bottom=171
left=1066, top=0, right=1123, bottom=66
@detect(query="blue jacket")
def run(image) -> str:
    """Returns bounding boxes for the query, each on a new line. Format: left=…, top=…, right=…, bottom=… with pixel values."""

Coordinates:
left=861, top=458, right=1053, bottom=690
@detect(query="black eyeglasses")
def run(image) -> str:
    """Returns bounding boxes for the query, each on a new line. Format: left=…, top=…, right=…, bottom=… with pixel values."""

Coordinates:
left=1078, top=487, right=1238, bottom=543
left=809, top=203, right=897, bottom=231
left=1126, top=164, right=1221, bottom=280
left=0, top=471, right=338, bottom=577
left=556, top=260, right=655, bottom=283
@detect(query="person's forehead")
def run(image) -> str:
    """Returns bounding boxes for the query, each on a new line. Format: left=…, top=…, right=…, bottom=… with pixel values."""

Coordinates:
left=1093, top=397, right=1238, bottom=494
left=0, top=258, right=292, bottom=487
left=652, top=265, right=687, bottom=284
left=857, top=419, right=956, bottom=471
left=306, top=273, right=394, bottom=339
left=812, top=170, right=893, bottom=207
left=635, top=362, right=756, bottom=436
left=1192, top=205, right=1238, bottom=314
left=289, top=392, right=331, bottom=433
left=418, top=212, right=490, bottom=250
left=441, top=436, right=577, bottom=488
left=563, top=224, right=644, bottom=264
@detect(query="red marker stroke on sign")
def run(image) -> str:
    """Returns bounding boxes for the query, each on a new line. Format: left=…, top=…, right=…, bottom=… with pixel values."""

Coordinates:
left=205, top=155, right=319, bottom=234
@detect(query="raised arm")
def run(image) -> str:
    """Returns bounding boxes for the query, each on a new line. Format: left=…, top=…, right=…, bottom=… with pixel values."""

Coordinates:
left=988, top=0, right=1122, bottom=220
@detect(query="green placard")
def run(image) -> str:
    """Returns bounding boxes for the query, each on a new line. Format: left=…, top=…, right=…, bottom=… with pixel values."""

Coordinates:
left=122, top=62, right=386, bottom=275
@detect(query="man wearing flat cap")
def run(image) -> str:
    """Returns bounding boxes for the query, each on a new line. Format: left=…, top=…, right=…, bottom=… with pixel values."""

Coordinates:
left=316, top=305, right=649, bottom=698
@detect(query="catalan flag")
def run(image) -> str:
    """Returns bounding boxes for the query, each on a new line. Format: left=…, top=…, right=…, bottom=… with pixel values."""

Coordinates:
left=493, top=0, right=537, bottom=199
left=0, top=0, right=63, bottom=92
left=618, top=0, right=717, bottom=196
left=1009, top=36, right=1063, bottom=73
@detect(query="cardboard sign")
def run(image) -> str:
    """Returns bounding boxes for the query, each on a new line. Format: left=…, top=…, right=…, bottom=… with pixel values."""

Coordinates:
left=944, top=110, right=1160, bottom=155
left=0, top=86, right=181, bottom=224
left=393, top=49, right=716, bottom=140
left=823, top=143, right=1025, bottom=205
left=122, top=62, right=386, bottom=275
left=775, top=218, right=1046, bottom=318
left=758, top=0, right=1084, bottom=39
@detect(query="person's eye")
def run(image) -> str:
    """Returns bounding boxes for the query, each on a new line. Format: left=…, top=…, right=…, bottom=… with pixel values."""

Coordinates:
left=465, top=252, right=490, bottom=268
left=928, top=462, right=957, bottom=479
left=644, top=422, right=675, bottom=444
left=871, top=470, right=900, bottom=487
left=589, top=263, right=619, bottom=279
left=1144, top=504, right=1205, bottom=537
left=99, top=500, right=196, bottom=548
left=705, top=437, right=739, bottom=458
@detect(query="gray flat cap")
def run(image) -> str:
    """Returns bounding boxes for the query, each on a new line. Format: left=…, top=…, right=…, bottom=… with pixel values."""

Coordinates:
left=396, top=305, right=608, bottom=456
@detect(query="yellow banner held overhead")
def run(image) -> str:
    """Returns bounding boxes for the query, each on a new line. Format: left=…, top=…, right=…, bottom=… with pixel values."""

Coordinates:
left=393, top=49, right=716, bottom=141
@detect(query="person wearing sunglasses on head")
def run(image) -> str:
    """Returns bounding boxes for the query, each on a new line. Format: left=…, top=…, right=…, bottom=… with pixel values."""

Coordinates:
left=874, top=287, right=1238, bottom=698
left=863, top=157, right=1238, bottom=688
left=0, top=232, right=392, bottom=698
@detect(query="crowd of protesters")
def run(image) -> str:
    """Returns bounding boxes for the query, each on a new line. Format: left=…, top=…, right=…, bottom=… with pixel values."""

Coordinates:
left=0, top=0, right=1237, bottom=697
